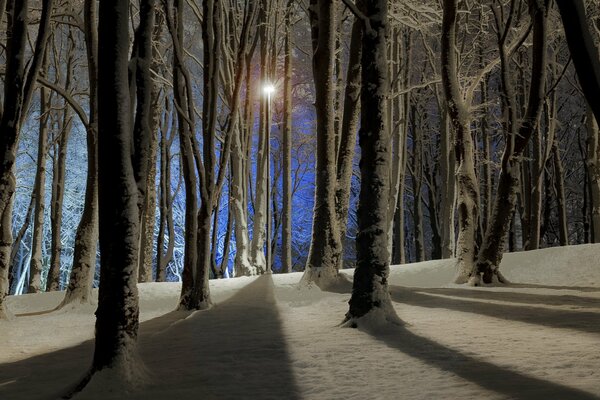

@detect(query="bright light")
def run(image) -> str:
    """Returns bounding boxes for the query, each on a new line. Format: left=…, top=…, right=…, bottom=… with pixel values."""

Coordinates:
left=263, top=84, right=275, bottom=95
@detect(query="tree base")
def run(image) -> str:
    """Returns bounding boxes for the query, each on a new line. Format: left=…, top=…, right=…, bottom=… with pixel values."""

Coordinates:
left=300, top=267, right=351, bottom=292
left=62, top=352, right=149, bottom=399
left=343, top=302, right=404, bottom=331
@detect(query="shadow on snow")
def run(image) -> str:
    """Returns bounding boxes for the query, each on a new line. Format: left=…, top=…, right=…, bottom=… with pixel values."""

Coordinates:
left=0, top=275, right=300, bottom=400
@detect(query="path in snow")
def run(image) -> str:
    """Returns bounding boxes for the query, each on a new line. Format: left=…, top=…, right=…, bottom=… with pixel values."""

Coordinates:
left=129, top=275, right=300, bottom=400
left=0, top=275, right=300, bottom=400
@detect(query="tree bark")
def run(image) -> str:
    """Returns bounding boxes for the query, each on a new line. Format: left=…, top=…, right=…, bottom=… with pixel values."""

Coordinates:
left=587, top=106, right=600, bottom=242
left=441, top=0, right=480, bottom=284
left=131, top=0, right=157, bottom=283
left=555, top=0, right=600, bottom=126
left=552, top=142, right=569, bottom=246
left=29, top=76, right=51, bottom=294
left=0, top=0, right=54, bottom=316
left=345, top=0, right=398, bottom=326
left=302, top=0, right=343, bottom=289
left=48, top=32, right=76, bottom=292
left=475, top=0, right=548, bottom=284
left=281, top=0, right=293, bottom=274
left=66, top=0, right=143, bottom=394
left=61, top=0, right=99, bottom=307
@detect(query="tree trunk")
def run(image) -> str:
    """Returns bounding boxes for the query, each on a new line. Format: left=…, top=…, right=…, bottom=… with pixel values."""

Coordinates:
left=61, top=0, right=99, bottom=307
left=48, top=33, right=76, bottom=292
left=250, top=0, right=271, bottom=274
left=555, top=0, right=600, bottom=126
left=0, top=0, right=54, bottom=316
left=67, top=0, right=143, bottom=394
left=411, top=106, right=425, bottom=262
left=131, top=0, right=157, bottom=283
left=552, top=142, right=569, bottom=246
left=587, top=106, right=600, bottom=242
left=166, top=0, right=199, bottom=310
left=476, top=0, right=548, bottom=284
left=441, top=0, right=479, bottom=284
left=335, top=17, right=362, bottom=270
left=281, top=0, right=293, bottom=274
left=345, top=0, right=398, bottom=326
left=29, top=78, right=51, bottom=293
left=302, top=0, right=343, bottom=289
left=156, top=104, right=175, bottom=282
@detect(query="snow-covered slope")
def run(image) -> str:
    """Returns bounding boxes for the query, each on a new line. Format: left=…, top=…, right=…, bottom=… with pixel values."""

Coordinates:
left=1, top=244, right=600, bottom=399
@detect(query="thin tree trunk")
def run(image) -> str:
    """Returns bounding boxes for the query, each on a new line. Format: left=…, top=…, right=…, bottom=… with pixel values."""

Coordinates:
left=131, top=0, right=157, bottom=283
left=587, top=106, right=600, bottom=242
left=61, top=0, right=99, bottom=307
left=156, top=104, right=175, bottom=282
left=281, top=0, right=293, bottom=274
left=411, top=106, right=425, bottom=262
left=552, top=142, right=569, bottom=246
left=29, top=76, right=51, bottom=293
left=335, top=17, right=362, bottom=270
left=48, top=31, right=75, bottom=292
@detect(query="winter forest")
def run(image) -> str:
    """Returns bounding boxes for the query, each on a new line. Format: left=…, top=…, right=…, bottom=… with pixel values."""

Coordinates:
left=1, top=0, right=600, bottom=398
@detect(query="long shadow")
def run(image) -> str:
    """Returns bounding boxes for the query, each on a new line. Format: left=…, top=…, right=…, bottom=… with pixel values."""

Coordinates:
left=0, top=276, right=300, bottom=400
left=408, top=287, right=600, bottom=309
left=509, top=283, right=600, bottom=292
left=366, top=325, right=600, bottom=400
left=390, top=286, right=600, bottom=335
left=129, top=275, right=301, bottom=400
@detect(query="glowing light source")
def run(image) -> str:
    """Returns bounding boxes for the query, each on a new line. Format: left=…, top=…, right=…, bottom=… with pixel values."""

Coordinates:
left=263, top=84, right=275, bottom=95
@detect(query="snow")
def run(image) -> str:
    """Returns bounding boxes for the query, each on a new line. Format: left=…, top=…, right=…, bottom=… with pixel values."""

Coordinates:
left=2, top=244, right=600, bottom=399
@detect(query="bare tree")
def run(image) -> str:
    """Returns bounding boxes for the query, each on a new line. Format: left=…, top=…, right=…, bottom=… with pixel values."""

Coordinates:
left=345, top=0, right=399, bottom=326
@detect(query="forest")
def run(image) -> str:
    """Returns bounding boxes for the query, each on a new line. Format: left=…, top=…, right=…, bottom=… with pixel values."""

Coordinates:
left=1, top=0, right=600, bottom=398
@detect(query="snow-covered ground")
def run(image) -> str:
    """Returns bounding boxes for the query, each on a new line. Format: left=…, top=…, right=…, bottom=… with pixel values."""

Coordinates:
left=2, top=244, right=600, bottom=399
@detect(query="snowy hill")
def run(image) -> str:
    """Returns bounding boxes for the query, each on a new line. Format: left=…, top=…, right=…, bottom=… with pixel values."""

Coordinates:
left=1, top=244, right=600, bottom=399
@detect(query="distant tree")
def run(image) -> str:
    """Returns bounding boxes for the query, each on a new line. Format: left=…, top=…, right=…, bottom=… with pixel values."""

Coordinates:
left=29, top=65, right=51, bottom=294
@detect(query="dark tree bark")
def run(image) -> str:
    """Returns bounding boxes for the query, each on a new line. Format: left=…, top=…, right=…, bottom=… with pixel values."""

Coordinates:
left=67, top=0, right=143, bottom=393
left=302, top=0, right=343, bottom=288
left=345, top=0, right=399, bottom=326
left=555, top=0, right=600, bottom=125
left=0, top=0, right=54, bottom=316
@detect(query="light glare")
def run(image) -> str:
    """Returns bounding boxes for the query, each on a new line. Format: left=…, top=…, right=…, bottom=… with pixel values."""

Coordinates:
left=263, top=84, right=275, bottom=95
